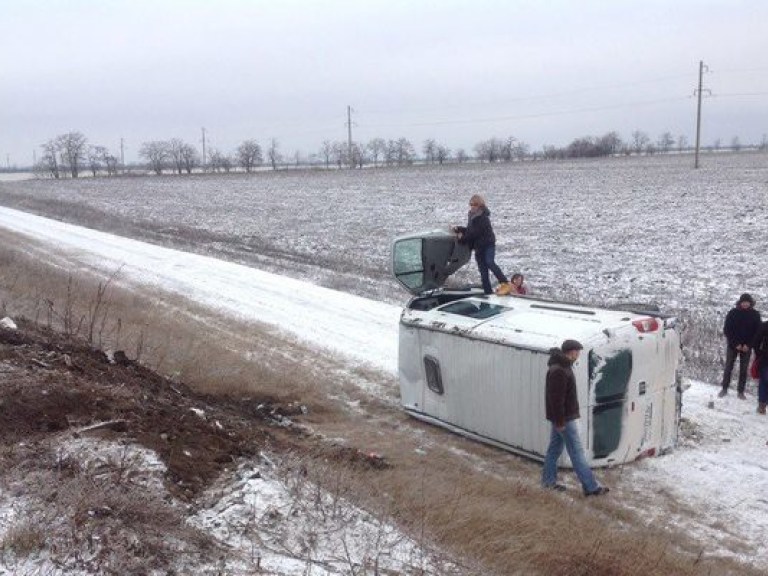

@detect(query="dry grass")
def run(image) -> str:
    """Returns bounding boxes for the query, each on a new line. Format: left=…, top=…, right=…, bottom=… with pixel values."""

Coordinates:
left=0, top=236, right=761, bottom=576
left=1, top=443, right=218, bottom=574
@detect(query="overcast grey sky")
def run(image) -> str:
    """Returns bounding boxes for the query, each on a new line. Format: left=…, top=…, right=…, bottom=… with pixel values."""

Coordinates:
left=1, top=0, right=767, bottom=166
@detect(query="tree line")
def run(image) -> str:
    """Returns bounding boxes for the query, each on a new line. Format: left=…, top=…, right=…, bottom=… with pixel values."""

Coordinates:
left=36, top=130, right=768, bottom=178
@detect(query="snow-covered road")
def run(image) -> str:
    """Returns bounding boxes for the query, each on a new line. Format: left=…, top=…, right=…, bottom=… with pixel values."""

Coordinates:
left=1, top=205, right=768, bottom=570
left=0, top=206, right=401, bottom=376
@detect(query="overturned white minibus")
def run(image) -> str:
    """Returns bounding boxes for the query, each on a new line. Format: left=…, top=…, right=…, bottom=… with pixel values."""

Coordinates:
left=392, top=229, right=682, bottom=467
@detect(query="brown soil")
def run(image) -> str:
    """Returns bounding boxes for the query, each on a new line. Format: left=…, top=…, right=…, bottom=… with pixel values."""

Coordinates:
left=0, top=319, right=308, bottom=501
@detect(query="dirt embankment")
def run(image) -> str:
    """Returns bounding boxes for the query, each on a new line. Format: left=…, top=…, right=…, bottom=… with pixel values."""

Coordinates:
left=1, top=318, right=307, bottom=493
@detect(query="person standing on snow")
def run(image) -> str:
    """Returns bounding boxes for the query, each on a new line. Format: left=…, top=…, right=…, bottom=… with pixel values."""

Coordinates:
left=542, top=339, right=609, bottom=496
left=751, top=320, right=768, bottom=414
left=452, top=194, right=511, bottom=296
left=719, top=293, right=762, bottom=399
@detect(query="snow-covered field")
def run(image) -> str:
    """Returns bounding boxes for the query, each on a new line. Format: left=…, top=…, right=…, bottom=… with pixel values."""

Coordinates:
left=1, top=206, right=768, bottom=572
left=2, top=153, right=766, bottom=317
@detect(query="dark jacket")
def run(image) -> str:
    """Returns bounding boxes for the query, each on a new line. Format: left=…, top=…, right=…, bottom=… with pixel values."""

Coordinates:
left=723, top=306, right=762, bottom=349
left=545, top=348, right=580, bottom=428
left=753, top=322, right=768, bottom=363
left=456, top=206, right=496, bottom=251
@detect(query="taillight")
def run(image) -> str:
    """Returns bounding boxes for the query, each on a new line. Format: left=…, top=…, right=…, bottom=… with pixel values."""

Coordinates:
left=632, top=317, right=660, bottom=333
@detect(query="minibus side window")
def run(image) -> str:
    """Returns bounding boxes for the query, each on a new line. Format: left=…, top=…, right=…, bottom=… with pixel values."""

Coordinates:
left=424, top=356, right=444, bottom=395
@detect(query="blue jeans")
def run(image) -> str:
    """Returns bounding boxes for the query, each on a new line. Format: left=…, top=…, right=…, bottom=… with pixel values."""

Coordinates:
left=542, top=420, right=600, bottom=493
left=759, top=363, right=768, bottom=404
left=474, top=245, right=507, bottom=294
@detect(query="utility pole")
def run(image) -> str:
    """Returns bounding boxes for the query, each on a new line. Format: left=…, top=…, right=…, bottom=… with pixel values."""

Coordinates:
left=201, top=127, right=207, bottom=173
left=346, top=105, right=353, bottom=169
left=694, top=60, right=710, bottom=169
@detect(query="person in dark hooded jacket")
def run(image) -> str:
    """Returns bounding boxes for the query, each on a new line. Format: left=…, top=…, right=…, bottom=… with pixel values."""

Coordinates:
left=452, top=194, right=510, bottom=295
left=542, top=339, right=608, bottom=496
left=719, top=293, right=761, bottom=399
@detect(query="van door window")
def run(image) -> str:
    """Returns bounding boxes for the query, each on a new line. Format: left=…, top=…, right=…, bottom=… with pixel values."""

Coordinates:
left=591, top=349, right=632, bottom=458
left=393, top=238, right=424, bottom=291
left=423, top=355, right=444, bottom=395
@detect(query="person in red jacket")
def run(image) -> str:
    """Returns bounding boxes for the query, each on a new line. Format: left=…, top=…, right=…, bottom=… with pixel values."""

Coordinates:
left=510, top=273, right=528, bottom=295
left=719, top=293, right=762, bottom=399
left=542, top=339, right=609, bottom=496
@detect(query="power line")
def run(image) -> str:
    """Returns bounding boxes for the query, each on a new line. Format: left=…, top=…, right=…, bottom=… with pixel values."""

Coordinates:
left=359, top=96, right=691, bottom=130
left=711, top=91, right=768, bottom=98
left=361, top=71, right=695, bottom=116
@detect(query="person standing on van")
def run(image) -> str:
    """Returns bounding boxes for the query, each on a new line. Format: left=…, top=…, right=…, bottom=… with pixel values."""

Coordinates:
left=752, top=320, right=768, bottom=414
left=719, top=293, right=761, bottom=399
left=542, top=339, right=609, bottom=496
left=453, top=194, right=511, bottom=296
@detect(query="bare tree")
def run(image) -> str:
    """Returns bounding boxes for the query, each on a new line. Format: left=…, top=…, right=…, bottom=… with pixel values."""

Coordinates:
left=40, top=139, right=61, bottom=179
left=237, top=140, right=263, bottom=173
left=542, top=145, right=564, bottom=160
left=180, top=143, right=199, bottom=174
left=760, top=134, right=768, bottom=151
left=631, top=130, right=650, bottom=155
left=455, top=148, right=468, bottom=164
left=394, top=138, right=415, bottom=165
left=500, top=137, right=516, bottom=162
left=385, top=140, right=398, bottom=166
left=677, top=135, right=688, bottom=152
left=208, top=148, right=221, bottom=172
left=267, top=138, right=282, bottom=170
left=514, top=141, right=530, bottom=160
left=657, top=132, right=675, bottom=153
left=422, top=139, right=437, bottom=164
left=319, top=140, right=333, bottom=168
left=730, top=136, right=741, bottom=151
left=367, top=138, right=387, bottom=167
left=350, top=142, right=366, bottom=168
left=331, top=141, right=346, bottom=168
left=56, top=131, right=88, bottom=178
left=100, top=147, right=119, bottom=176
left=87, top=145, right=110, bottom=176
left=436, top=145, right=451, bottom=165
left=474, top=138, right=504, bottom=163
left=598, top=131, right=622, bottom=156
left=139, top=141, right=168, bottom=175
left=166, top=138, right=186, bottom=174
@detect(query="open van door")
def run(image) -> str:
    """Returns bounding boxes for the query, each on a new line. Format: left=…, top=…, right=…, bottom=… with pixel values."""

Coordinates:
left=392, top=229, right=471, bottom=295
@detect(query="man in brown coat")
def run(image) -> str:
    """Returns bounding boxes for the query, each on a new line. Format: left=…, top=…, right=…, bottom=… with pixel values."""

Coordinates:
left=542, top=339, right=609, bottom=496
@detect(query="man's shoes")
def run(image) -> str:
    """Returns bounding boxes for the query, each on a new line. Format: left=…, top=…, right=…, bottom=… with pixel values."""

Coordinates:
left=737, top=392, right=747, bottom=400
left=544, top=483, right=566, bottom=492
left=585, top=486, right=610, bottom=497
left=495, top=282, right=512, bottom=296
left=758, top=402, right=766, bottom=415
left=718, top=389, right=728, bottom=398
